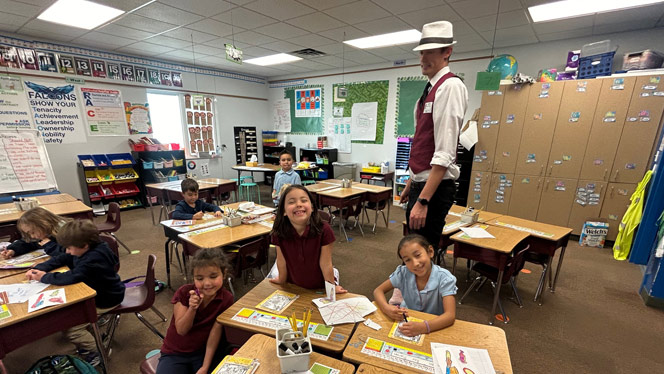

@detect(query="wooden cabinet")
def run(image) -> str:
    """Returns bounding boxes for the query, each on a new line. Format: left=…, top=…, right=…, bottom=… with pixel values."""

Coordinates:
left=493, top=84, right=530, bottom=174
left=515, top=82, right=564, bottom=176
left=567, top=180, right=607, bottom=235
left=611, top=75, right=664, bottom=183
left=508, top=175, right=544, bottom=220
left=471, top=88, right=505, bottom=172
left=486, top=173, right=514, bottom=215
left=537, top=177, right=578, bottom=227
left=466, top=171, right=491, bottom=209
left=580, top=77, right=637, bottom=181
left=547, top=79, right=602, bottom=179
left=600, top=182, right=637, bottom=241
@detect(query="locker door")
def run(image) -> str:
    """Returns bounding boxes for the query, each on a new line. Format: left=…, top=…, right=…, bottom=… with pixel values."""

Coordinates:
left=611, top=75, right=664, bottom=183
left=537, top=178, right=578, bottom=227
left=548, top=79, right=602, bottom=178
left=508, top=175, right=544, bottom=220
left=600, top=182, right=637, bottom=241
left=466, top=171, right=491, bottom=209
left=493, top=84, right=531, bottom=174
left=515, top=81, right=564, bottom=176
left=580, top=76, right=637, bottom=181
left=472, top=87, right=505, bottom=172
left=567, top=180, right=607, bottom=235
left=486, top=173, right=514, bottom=215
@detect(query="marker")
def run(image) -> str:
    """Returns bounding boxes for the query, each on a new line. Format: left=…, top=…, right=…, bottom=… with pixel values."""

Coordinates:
left=278, top=343, right=294, bottom=355
left=194, top=288, right=200, bottom=297
left=402, top=312, right=408, bottom=323
left=300, top=341, right=310, bottom=353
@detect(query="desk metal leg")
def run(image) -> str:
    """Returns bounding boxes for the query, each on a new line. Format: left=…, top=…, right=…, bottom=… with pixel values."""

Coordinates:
left=551, top=245, right=567, bottom=292
left=452, top=256, right=458, bottom=276
left=489, top=269, right=504, bottom=325
left=165, top=239, right=172, bottom=288
left=91, top=319, right=109, bottom=374
left=147, top=193, right=156, bottom=225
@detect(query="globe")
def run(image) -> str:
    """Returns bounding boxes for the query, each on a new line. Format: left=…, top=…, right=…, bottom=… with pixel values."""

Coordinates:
left=487, top=54, right=518, bottom=80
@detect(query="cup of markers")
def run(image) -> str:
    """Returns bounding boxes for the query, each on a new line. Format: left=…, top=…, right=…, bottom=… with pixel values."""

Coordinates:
left=276, top=309, right=313, bottom=373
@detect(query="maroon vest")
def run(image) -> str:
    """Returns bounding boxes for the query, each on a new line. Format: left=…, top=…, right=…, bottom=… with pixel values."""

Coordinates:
left=410, top=72, right=458, bottom=174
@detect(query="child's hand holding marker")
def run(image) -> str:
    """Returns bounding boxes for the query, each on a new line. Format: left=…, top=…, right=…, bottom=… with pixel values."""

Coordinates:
left=188, top=288, right=202, bottom=309
left=385, top=304, right=409, bottom=321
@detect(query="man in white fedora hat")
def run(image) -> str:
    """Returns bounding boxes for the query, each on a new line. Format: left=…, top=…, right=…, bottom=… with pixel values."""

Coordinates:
left=401, top=20, right=468, bottom=252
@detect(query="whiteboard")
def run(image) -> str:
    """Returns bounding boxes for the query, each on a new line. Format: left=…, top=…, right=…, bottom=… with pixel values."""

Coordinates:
left=0, top=130, right=58, bottom=194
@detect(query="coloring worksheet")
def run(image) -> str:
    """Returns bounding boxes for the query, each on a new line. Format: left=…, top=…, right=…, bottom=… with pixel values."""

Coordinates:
left=27, top=288, right=66, bottom=313
left=0, top=249, right=48, bottom=269
left=255, top=289, right=299, bottom=314
left=431, top=342, right=496, bottom=374
left=388, top=317, right=425, bottom=345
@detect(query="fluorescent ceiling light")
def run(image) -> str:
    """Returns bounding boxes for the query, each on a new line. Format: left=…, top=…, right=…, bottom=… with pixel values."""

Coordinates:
left=344, top=29, right=421, bottom=49
left=245, top=53, right=302, bottom=66
left=37, top=0, right=124, bottom=30
left=529, top=0, right=664, bottom=22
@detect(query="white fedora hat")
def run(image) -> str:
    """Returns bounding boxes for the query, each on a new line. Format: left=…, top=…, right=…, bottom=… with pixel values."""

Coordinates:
left=413, top=21, right=457, bottom=51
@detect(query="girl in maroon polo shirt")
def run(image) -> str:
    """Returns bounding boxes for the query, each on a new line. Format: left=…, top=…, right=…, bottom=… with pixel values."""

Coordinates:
left=270, top=185, right=347, bottom=294
left=157, top=248, right=234, bottom=374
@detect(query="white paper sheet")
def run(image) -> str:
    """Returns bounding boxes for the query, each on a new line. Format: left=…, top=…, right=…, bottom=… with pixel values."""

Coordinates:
left=27, top=287, right=66, bottom=313
left=318, top=296, right=377, bottom=325
left=351, top=102, right=377, bottom=141
left=0, top=281, right=50, bottom=303
left=326, top=117, right=351, bottom=153
left=459, top=227, right=495, bottom=239
left=431, top=342, right=497, bottom=374
left=273, top=98, right=291, bottom=132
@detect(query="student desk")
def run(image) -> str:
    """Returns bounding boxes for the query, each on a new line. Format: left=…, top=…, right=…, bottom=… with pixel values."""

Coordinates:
left=343, top=303, right=512, bottom=374
left=228, top=334, right=355, bottom=374
left=359, top=170, right=395, bottom=187
left=0, top=200, right=93, bottom=225
left=486, top=215, right=572, bottom=303
left=450, top=224, right=529, bottom=324
left=357, top=363, right=400, bottom=373
left=144, top=180, right=220, bottom=224
left=217, top=279, right=360, bottom=355
left=33, top=193, right=79, bottom=205
left=195, top=178, right=238, bottom=203
left=232, top=164, right=281, bottom=183
left=0, top=271, right=108, bottom=373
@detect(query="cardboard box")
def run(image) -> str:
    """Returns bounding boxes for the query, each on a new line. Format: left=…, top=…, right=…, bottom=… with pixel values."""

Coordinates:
left=579, top=218, right=609, bottom=248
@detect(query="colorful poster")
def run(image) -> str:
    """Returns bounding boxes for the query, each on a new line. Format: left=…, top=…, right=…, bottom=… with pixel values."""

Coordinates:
left=81, top=87, right=128, bottom=136
left=107, top=63, right=120, bottom=80
left=0, top=46, right=20, bottom=68
left=172, top=72, right=182, bottom=87
left=124, top=102, right=152, bottom=134
left=24, top=79, right=86, bottom=144
left=0, top=74, right=32, bottom=129
left=74, top=57, right=91, bottom=76
left=134, top=67, right=148, bottom=83
left=17, top=48, right=38, bottom=70
left=90, top=59, right=107, bottom=78
left=294, top=88, right=321, bottom=117
left=57, top=55, right=75, bottom=74
left=160, top=71, right=172, bottom=86
left=148, top=69, right=160, bottom=85
left=37, top=52, right=57, bottom=72
left=120, top=64, right=135, bottom=81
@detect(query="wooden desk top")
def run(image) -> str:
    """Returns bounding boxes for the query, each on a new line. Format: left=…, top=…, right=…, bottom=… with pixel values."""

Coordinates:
left=177, top=214, right=271, bottom=249
left=228, top=334, right=355, bottom=374
left=487, top=215, right=572, bottom=241
left=314, top=186, right=366, bottom=199
left=0, top=270, right=96, bottom=328
left=217, top=279, right=359, bottom=353
left=448, top=205, right=504, bottom=223
left=196, top=178, right=236, bottom=186
left=344, top=303, right=512, bottom=374
left=451, top=224, right=529, bottom=253
left=357, top=363, right=400, bottom=374
left=0, top=201, right=92, bottom=224
left=233, top=164, right=281, bottom=172
left=34, top=194, right=78, bottom=205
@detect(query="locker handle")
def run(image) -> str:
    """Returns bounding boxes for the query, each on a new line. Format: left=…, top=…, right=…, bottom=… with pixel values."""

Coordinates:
left=494, top=161, right=499, bottom=171
left=536, top=179, right=541, bottom=189
left=610, top=186, right=614, bottom=197
left=540, top=165, right=544, bottom=176
left=603, top=169, right=608, bottom=179
left=549, top=165, right=553, bottom=175
left=613, top=170, right=619, bottom=180
left=545, top=180, right=549, bottom=191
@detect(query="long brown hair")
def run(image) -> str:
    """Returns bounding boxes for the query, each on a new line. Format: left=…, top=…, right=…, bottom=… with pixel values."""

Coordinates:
left=17, top=207, right=68, bottom=240
left=271, top=185, right=323, bottom=239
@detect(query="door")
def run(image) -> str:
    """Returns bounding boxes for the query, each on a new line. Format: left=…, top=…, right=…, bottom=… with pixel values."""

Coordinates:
left=580, top=77, right=637, bottom=181
left=600, top=182, right=637, bottom=241
left=472, top=87, right=505, bottom=172
left=537, top=177, right=578, bottom=227
left=466, top=171, right=491, bottom=209
left=515, top=81, right=564, bottom=176
left=547, top=79, right=602, bottom=178
left=493, top=84, right=530, bottom=174
left=611, top=75, right=664, bottom=183
left=567, top=180, right=607, bottom=235
left=486, top=173, right=514, bottom=215
left=508, top=174, right=544, bottom=220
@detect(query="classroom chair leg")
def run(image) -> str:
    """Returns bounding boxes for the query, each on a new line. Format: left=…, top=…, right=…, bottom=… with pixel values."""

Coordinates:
left=135, top=312, right=165, bottom=340
left=510, top=278, right=524, bottom=308
left=458, top=275, right=482, bottom=304
left=150, top=306, right=167, bottom=322
left=110, top=233, right=132, bottom=254
left=534, top=264, right=548, bottom=304
left=227, top=276, right=236, bottom=297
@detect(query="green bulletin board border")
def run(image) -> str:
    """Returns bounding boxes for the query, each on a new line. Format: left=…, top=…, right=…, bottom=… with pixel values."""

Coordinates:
left=284, top=84, right=324, bottom=135
left=331, top=80, right=389, bottom=145
left=395, top=76, right=428, bottom=137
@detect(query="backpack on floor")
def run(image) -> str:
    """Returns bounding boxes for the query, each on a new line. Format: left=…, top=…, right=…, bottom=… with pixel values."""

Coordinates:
left=25, top=355, right=96, bottom=374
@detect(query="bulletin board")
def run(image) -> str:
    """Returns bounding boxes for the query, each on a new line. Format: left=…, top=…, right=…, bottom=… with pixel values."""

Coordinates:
left=283, top=85, right=324, bottom=134
left=0, top=130, right=58, bottom=194
left=331, top=80, right=389, bottom=144
left=395, top=76, right=428, bottom=137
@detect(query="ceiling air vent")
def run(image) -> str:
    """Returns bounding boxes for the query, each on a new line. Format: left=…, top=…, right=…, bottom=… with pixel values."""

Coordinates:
left=291, top=48, right=326, bottom=57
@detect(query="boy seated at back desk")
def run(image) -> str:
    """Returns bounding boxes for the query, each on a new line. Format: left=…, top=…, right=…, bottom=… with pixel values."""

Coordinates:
left=173, top=178, right=223, bottom=220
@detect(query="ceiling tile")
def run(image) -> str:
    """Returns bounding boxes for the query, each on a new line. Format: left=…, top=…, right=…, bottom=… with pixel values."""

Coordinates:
left=8, top=0, right=52, bottom=6
left=113, top=14, right=178, bottom=33
left=316, top=43, right=345, bottom=55
left=187, top=19, right=237, bottom=38
left=594, top=4, right=664, bottom=25
left=96, top=24, right=154, bottom=40
left=398, top=5, right=462, bottom=29
left=532, top=15, right=595, bottom=34
left=260, top=40, right=305, bottom=53
left=536, top=27, right=593, bottom=43
left=19, top=19, right=88, bottom=38
left=293, top=0, right=357, bottom=11
left=452, top=20, right=475, bottom=36
left=469, top=9, right=530, bottom=32
left=372, top=0, right=444, bottom=15
left=310, top=55, right=345, bottom=67
left=363, top=46, right=410, bottom=58
left=290, top=59, right=335, bottom=70
left=157, top=49, right=209, bottom=60
left=254, top=22, right=308, bottom=39
left=162, top=27, right=218, bottom=43
left=382, top=53, right=418, bottom=62
left=468, top=14, right=497, bottom=32
left=493, top=24, right=537, bottom=47
left=499, top=0, right=524, bottom=13
left=94, top=0, right=152, bottom=12
left=157, top=0, right=235, bottom=16
left=228, top=0, right=255, bottom=5
left=286, top=12, right=343, bottom=33
left=287, top=33, right=336, bottom=48
left=451, top=0, right=499, bottom=19
left=18, top=28, right=79, bottom=42
left=242, top=46, right=277, bottom=57
left=212, top=7, right=278, bottom=29
left=339, top=49, right=386, bottom=64
left=0, top=11, right=29, bottom=28
left=324, top=1, right=390, bottom=25
left=453, top=41, right=491, bottom=53
left=0, top=23, right=20, bottom=33
left=144, top=35, right=192, bottom=48
left=184, top=44, right=225, bottom=56
left=232, top=30, right=278, bottom=45
left=2, top=0, right=43, bottom=17
left=197, top=55, right=228, bottom=64
left=593, top=19, right=657, bottom=35
left=73, top=32, right=135, bottom=47
left=73, top=40, right=126, bottom=51
left=456, top=31, right=490, bottom=46
left=354, top=16, right=412, bottom=35
left=118, top=41, right=175, bottom=54
left=134, top=2, right=203, bottom=26
left=244, top=0, right=316, bottom=21
left=318, top=25, right=369, bottom=42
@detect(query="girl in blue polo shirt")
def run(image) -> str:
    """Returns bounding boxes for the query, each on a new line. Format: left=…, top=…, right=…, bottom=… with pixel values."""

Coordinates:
left=373, top=234, right=457, bottom=337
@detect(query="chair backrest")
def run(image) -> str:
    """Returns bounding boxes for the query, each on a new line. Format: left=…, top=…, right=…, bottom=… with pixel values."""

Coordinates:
left=104, top=202, right=122, bottom=232
left=501, top=242, right=530, bottom=284
left=143, top=254, right=158, bottom=309
left=99, top=234, right=120, bottom=272
left=234, top=236, right=268, bottom=276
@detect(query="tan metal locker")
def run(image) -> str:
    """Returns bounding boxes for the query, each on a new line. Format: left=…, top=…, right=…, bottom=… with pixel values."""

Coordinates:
left=547, top=79, right=602, bottom=179
left=493, top=84, right=531, bottom=174
left=567, top=180, right=607, bottom=235
left=466, top=171, right=491, bottom=209
left=600, top=182, right=636, bottom=241
left=515, top=81, right=564, bottom=176
left=508, top=174, right=544, bottom=220
left=472, top=87, right=505, bottom=172
left=579, top=76, right=637, bottom=181
left=611, top=75, right=664, bottom=183
left=537, top=177, right=578, bottom=227
left=486, top=173, right=514, bottom=215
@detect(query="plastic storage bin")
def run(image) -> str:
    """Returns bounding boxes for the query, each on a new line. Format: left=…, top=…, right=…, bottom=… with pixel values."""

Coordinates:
left=142, top=160, right=154, bottom=169
left=581, top=40, right=611, bottom=57
left=276, top=328, right=311, bottom=373
left=112, top=168, right=139, bottom=181
left=78, top=155, right=96, bottom=168
left=107, top=153, right=135, bottom=166
left=578, top=51, right=615, bottom=79
left=92, top=154, right=109, bottom=167
left=333, top=162, right=357, bottom=180
left=622, top=49, right=664, bottom=70
left=131, top=143, right=145, bottom=152
left=167, top=176, right=179, bottom=182
left=153, top=161, right=164, bottom=169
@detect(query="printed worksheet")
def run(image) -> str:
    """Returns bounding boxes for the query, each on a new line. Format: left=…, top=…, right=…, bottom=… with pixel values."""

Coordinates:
left=255, top=289, right=299, bottom=314
left=27, top=288, right=66, bottom=313
left=0, top=249, right=48, bottom=269
left=431, top=342, right=497, bottom=374
left=388, top=317, right=426, bottom=345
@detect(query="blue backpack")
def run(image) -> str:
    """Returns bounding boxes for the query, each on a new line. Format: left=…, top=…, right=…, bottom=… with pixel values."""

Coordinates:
left=25, top=355, right=97, bottom=374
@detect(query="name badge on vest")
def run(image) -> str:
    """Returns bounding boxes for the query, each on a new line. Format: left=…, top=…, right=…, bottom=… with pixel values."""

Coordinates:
left=423, top=102, right=433, bottom=113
